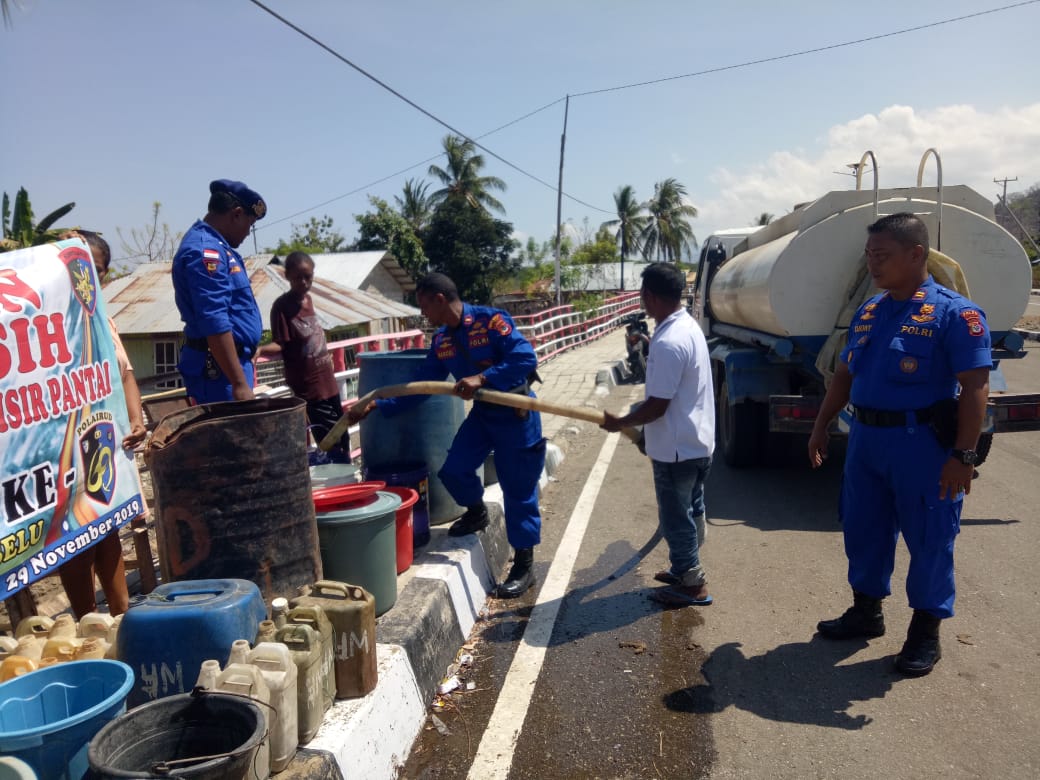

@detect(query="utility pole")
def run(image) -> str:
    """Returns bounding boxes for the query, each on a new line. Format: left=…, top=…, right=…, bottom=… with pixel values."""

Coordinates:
left=994, top=176, right=1018, bottom=206
left=553, top=95, right=570, bottom=308
left=994, top=175, right=1040, bottom=260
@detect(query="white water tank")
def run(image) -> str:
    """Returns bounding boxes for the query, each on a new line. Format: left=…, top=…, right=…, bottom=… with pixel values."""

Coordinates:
left=708, top=186, right=1031, bottom=338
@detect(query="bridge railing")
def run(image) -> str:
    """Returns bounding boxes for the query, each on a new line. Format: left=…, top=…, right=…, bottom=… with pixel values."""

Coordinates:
left=141, top=297, right=640, bottom=459
left=513, top=291, right=642, bottom=363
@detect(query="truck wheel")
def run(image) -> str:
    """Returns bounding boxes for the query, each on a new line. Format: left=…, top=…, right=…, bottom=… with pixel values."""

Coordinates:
left=718, top=376, right=762, bottom=467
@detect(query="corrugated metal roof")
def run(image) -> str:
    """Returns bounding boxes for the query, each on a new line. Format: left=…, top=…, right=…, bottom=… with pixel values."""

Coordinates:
left=105, top=259, right=418, bottom=336
left=251, top=250, right=416, bottom=293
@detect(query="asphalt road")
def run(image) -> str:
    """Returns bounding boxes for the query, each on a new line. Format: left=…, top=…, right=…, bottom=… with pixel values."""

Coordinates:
left=402, top=343, right=1040, bottom=780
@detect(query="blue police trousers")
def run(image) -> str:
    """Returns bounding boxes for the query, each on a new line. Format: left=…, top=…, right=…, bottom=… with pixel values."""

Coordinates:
left=439, top=408, right=545, bottom=549
left=841, top=419, right=962, bottom=618
left=178, top=347, right=256, bottom=404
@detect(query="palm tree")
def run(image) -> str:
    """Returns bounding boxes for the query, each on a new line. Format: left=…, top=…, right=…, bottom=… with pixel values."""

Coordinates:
left=428, top=135, right=507, bottom=214
left=394, top=179, right=433, bottom=234
left=641, top=178, right=698, bottom=263
left=601, top=185, right=648, bottom=290
left=752, top=212, right=775, bottom=226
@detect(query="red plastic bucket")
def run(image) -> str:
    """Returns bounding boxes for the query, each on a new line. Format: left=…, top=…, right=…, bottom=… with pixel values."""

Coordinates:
left=383, top=487, right=418, bottom=574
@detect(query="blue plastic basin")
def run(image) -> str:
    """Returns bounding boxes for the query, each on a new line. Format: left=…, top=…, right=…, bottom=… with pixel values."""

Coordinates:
left=0, top=659, right=134, bottom=780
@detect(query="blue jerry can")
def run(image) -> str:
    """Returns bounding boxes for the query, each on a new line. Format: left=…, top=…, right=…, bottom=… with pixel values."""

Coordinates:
left=117, top=579, right=266, bottom=708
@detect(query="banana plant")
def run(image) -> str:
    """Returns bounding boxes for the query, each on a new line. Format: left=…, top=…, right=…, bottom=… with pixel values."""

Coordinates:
left=1, top=188, right=76, bottom=251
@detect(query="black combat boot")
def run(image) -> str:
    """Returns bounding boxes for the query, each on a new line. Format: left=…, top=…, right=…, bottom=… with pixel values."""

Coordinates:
left=448, top=503, right=489, bottom=537
left=497, top=547, right=535, bottom=599
left=817, top=591, right=886, bottom=639
left=895, top=610, right=942, bottom=676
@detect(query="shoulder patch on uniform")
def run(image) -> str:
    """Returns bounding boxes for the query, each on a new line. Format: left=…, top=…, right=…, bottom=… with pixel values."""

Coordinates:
left=489, top=312, right=512, bottom=336
left=961, top=309, right=985, bottom=336
left=203, top=248, right=220, bottom=274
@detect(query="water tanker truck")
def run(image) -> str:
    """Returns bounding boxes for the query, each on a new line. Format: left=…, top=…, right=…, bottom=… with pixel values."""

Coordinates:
left=692, top=149, right=1040, bottom=467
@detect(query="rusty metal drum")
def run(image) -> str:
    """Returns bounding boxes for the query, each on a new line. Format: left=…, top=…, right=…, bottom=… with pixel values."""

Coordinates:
left=144, top=397, right=322, bottom=602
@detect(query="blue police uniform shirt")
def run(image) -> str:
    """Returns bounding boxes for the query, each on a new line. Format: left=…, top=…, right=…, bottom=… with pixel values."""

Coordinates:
left=842, top=276, right=992, bottom=411
left=172, top=220, right=262, bottom=353
left=378, top=303, right=537, bottom=416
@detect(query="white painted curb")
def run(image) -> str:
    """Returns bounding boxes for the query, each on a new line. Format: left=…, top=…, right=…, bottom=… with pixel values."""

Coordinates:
left=308, top=644, right=425, bottom=779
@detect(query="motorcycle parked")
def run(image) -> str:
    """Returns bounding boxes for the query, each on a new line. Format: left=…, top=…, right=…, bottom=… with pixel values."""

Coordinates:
left=623, top=312, right=650, bottom=382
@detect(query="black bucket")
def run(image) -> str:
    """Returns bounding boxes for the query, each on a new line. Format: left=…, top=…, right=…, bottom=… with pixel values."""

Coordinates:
left=87, top=692, right=265, bottom=779
left=144, top=397, right=322, bottom=601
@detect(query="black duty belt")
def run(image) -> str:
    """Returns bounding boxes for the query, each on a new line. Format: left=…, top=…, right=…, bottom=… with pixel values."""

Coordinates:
left=853, top=405, right=937, bottom=427
left=184, top=337, right=253, bottom=358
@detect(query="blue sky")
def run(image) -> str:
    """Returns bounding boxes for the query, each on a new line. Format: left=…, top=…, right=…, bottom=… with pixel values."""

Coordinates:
left=4, top=0, right=1038, bottom=266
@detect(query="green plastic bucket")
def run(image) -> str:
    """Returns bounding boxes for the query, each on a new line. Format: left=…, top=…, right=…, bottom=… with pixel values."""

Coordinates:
left=315, top=491, right=401, bottom=616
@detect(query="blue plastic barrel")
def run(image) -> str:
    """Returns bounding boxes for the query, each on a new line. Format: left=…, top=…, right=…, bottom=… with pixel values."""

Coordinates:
left=117, top=579, right=267, bottom=708
left=0, top=659, right=134, bottom=780
left=358, top=349, right=478, bottom=524
left=363, top=461, right=431, bottom=548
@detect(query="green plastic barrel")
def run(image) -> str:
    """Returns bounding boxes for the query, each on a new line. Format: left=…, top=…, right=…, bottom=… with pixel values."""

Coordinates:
left=315, top=492, right=401, bottom=616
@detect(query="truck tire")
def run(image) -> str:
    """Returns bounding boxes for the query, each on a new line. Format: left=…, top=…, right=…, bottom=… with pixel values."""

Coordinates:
left=718, top=375, right=763, bottom=468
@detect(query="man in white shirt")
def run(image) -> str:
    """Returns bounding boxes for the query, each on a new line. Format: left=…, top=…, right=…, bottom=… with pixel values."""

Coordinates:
left=603, top=263, right=716, bottom=606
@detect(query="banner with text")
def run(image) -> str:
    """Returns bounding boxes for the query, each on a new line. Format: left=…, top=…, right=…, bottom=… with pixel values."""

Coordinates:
left=1, top=239, right=144, bottom=596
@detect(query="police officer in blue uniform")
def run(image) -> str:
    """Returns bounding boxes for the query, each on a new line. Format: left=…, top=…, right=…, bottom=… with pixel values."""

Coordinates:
left=172, top=179, right=266, bottom=403
left=809, top=213, right=991, bottom=676
left=349, top=273, right=546, bottom=598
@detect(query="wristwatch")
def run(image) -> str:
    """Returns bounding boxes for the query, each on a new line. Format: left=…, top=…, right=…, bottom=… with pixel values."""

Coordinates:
left=950, top=448, right=978, bottom=466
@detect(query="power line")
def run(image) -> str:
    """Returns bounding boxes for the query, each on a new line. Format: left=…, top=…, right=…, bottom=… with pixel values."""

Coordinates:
left=246, top=1, right=611, bottom=216
left=257, top=96, right=568, bottom=232
left=571, top=0, right=1039, bottom=97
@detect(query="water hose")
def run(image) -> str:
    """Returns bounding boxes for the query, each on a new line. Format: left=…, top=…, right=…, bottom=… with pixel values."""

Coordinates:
left=317, top=381, right=641, bottom=451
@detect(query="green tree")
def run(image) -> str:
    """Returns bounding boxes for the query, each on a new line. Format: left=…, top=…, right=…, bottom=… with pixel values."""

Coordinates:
left=424, top=196, right=518, bottom=303
left=752, top=212, right=775, bottom=226
left=394, top=178, right=434, bottom=235
left=1, top=188, right=76, bottom=252
left=353, top=196, right=428, bottom=282
left=516, top=236, right=550, bottom=266
left=641, top=178, right=698, bottom=263
left=117, top=201, right=182, bottom=266
left=570, top=226, right=620, bottom=266
left=601, top=185, right=647, bottom=289
left=428, top=135, right=507, bottom=214
left=266, top=215, right=347, bottom=256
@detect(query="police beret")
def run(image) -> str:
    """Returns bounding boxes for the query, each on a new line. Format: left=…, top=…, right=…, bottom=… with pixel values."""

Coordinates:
left=209, top=179, right=267, bottom=219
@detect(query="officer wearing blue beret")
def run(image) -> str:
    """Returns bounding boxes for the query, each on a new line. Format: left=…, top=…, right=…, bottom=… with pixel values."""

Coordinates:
left=348, top=273, right=546, bottom=598
left=172, top=179, right=267, bottom=403
left=808, top=212, right=991, bottom=676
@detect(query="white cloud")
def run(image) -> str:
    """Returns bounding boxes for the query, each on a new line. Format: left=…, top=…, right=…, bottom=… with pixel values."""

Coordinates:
left=695, top=102, right=1040, bottom=236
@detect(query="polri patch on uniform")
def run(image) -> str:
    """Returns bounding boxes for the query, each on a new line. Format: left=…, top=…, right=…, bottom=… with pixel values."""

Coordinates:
left=899, top=356, right=919, bottom=374
left=961, top=309, right=984, bottom=336
left=489, top=313, right=512, bottom=336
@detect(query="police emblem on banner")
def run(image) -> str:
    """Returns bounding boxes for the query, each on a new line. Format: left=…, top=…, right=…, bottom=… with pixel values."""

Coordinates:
left=80, top=422, right=117, bottom=504
left=59, top=245, right=98, bottom=316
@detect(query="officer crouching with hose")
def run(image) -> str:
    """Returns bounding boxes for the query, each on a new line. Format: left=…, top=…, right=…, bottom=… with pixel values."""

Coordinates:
left=348, top=273, right=546, bottom=599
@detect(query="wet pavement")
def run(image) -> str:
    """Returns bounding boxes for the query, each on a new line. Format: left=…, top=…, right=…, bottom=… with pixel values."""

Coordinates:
left=401, top=342, right=1040, bottom=780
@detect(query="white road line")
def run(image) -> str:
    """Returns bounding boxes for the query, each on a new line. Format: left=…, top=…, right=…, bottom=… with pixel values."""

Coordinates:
left=467, top=431, right=621, bottom=780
